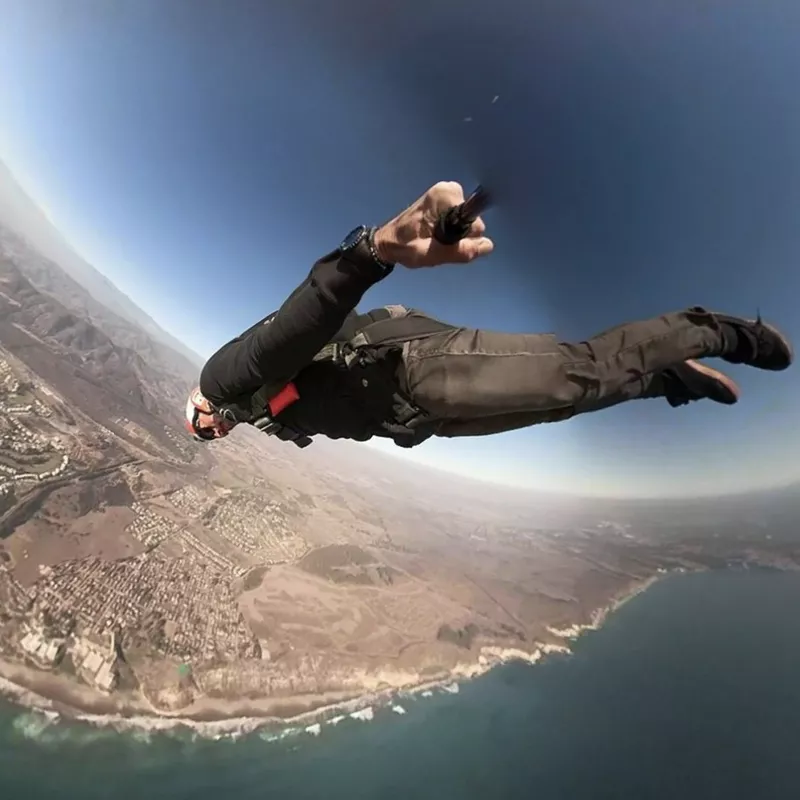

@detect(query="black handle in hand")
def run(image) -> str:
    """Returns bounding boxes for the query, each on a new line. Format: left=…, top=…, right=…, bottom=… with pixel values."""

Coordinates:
left=433, top=185, right=492, bottom=245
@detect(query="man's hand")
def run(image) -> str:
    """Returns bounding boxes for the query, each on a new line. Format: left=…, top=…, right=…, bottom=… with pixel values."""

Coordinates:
left=373, top=181, right=494, bottom=269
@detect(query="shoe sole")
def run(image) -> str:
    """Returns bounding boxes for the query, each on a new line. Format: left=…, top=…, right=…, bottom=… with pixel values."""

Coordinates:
left=683, top=359, right=741, bottom=404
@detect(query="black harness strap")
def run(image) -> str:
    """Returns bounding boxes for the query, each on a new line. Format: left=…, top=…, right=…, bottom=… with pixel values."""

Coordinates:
left=343, top=309, right=453, bottom=358
left=243, top=306, right=453, bottom=449
left=334, top=307, right=452, bottom=446
left=252, top=414, right=313, bottom=448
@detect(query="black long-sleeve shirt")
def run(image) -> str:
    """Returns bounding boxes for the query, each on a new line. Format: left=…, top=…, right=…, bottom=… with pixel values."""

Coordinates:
left=199, top=240, right=400, bottom=441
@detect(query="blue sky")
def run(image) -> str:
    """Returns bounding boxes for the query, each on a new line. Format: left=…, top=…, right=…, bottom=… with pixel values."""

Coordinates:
left=1, top=0, right=799, bottom=498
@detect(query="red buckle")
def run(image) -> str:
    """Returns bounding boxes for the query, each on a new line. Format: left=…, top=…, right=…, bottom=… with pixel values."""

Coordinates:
left=268, top=383, right=300, bottom=416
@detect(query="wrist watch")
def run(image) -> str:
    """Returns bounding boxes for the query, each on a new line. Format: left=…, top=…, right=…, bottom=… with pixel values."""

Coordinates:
left=339, top=225, right=395, bottom=275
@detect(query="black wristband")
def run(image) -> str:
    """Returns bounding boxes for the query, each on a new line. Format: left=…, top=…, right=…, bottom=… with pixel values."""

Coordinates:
left=366, top=226, right=395, bottom=272
left=340, top=229, right=394, bottom=278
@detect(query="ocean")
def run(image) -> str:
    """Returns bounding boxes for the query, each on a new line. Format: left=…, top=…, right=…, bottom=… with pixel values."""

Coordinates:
left=2, top=568, right=800, bottom=800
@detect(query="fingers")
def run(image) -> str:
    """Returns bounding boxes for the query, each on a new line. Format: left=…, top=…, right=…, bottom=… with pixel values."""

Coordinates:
left=424, top=183, right=486, bottom=238
left=430, top=185, right=486, bottom=239
left=424, top=212, right=491, bottom=265
left=412, top=233, right=494, bottom=268
left=427, top=181, right=465, bottom=213
left=451, top=235, right=494, bottom=263
left=468, top=215, right=486, bottom=237
left=400, top=181, right=493, bottom=267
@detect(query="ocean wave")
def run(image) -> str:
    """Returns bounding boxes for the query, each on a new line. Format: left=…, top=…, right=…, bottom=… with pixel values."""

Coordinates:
left=350, top=706, right=374, bottom=722
left=0, top=645, right=557, bottom=747
left=11, top=710, right=56, bottom=740
left=8, top=708, right=115, bottom=746
left=1, top=577, right=661, bottom=748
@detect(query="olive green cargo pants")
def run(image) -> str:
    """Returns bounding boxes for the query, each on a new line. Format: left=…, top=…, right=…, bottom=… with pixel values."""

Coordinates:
left=396, top=306, right=728, bottom=438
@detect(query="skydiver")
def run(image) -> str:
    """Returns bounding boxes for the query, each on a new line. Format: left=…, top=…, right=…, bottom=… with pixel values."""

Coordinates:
left=185, top=181, right=793, bottom=448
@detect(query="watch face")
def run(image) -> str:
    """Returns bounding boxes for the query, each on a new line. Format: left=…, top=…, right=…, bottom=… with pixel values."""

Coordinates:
left=340, top=225, right=367, bottom=251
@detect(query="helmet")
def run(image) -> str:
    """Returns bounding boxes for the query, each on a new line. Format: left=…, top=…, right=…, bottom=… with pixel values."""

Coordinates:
left=184, top=387, right=233, bottom=442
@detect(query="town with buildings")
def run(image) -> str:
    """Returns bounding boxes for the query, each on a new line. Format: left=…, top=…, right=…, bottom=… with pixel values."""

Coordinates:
left=0, top=356, right=70, bottom=499
left=125, top=501, right=183, bottom=550
left=3, top=476, right=315, bottom=688
left=204, top=492, right=311, bottom=565
left=25, top=550, right=260, bottom=667
left=0, top=351, right=270, bottom=696
left=168, top=483, right=213, bottom=520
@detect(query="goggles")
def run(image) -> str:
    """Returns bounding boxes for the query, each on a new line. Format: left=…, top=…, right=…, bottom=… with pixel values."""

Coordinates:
left=184, top=388, right=232, bottom=441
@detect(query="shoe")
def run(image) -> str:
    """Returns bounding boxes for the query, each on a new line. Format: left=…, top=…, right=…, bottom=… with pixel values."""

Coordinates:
left=662, top=359, right=740, bottom=408
left=713, top=312, right=793, bottom=371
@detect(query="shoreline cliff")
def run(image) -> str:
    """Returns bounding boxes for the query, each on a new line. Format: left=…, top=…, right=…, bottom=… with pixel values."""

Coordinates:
left=0, top=574, right=662, bottom=739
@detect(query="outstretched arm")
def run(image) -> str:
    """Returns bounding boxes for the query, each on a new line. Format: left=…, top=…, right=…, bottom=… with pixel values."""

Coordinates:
left=199, top=181, right=494, bottom=406
left=199, top=244, right=391, bottom=405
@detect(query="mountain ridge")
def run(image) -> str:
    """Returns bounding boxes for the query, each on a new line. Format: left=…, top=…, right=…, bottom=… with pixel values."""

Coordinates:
left=0, top=220, right=196, bottom=425
left=0, top=157, right=203, bottom=368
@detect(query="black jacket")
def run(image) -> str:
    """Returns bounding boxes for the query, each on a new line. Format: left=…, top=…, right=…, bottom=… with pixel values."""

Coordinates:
left=199, top=242, right=402, bottom=442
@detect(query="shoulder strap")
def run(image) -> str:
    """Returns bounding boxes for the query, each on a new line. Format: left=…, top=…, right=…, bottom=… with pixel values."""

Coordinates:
left=347, top=308, right=453, bottom=351
left=223, top=306, right=453, bottom=446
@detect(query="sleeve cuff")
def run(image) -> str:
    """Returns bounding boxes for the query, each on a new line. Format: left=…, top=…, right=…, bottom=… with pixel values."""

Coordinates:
left=340, top=235, right=394, bottom=281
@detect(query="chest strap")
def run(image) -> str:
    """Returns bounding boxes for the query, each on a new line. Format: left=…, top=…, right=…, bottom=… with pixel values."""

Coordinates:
left=334, top=307, right=453, bottom=446
left=248, top=306, right=455, bottom=448
left=252, top=413, right=313, bottom=448
left=341, top=308, right=453, bottom=361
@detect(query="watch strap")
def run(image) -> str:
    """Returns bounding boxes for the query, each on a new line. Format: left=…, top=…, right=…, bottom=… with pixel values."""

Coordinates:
left=366, top=226, right=395, bottom=272
left=340, top=225, right=394, bottom=276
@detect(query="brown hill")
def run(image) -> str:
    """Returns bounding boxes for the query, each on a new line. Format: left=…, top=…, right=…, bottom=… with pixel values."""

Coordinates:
left=0, top=250, right=190, bottom=460
left=0, top=222, right=196, bottom=418
left=0, top=156, right=202, bottom=367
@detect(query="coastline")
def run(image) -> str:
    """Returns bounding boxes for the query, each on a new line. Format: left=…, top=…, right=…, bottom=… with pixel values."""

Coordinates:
left=0, top=573, right=664, bottom=740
